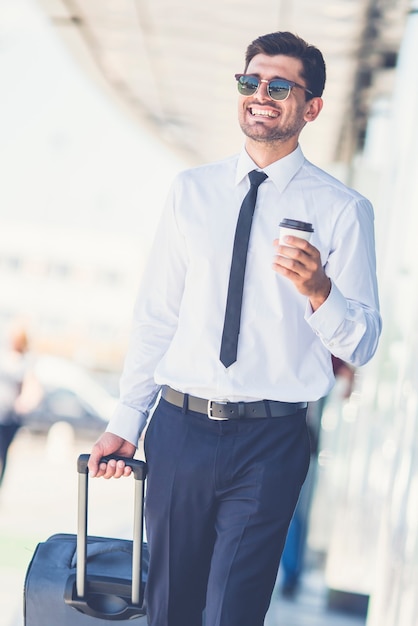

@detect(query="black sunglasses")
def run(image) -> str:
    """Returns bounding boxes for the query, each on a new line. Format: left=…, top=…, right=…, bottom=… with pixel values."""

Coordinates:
left=235, top=74, right=313, bottom=101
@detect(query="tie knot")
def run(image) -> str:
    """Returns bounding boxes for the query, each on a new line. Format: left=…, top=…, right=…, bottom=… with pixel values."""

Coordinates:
left=248, top=170, right=268, bottom=188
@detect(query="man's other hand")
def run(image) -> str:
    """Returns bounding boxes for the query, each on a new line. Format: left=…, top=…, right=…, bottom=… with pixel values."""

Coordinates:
left=88, top=432, right=137, bottom=478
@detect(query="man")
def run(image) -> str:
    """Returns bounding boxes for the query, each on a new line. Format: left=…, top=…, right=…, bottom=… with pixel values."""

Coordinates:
left=88, top=31, right=381, bottom=626
left=0, top=325, right=31, bottom=486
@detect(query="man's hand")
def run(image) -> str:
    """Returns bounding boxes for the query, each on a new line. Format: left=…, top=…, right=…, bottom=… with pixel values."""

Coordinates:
left=88, top=432, right=137, bottom=479
left=272, top=236, right=331, bottom=311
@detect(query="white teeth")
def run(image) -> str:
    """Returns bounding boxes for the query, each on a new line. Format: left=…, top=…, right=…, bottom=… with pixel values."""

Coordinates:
left=250, top=108, right=278, bottom=118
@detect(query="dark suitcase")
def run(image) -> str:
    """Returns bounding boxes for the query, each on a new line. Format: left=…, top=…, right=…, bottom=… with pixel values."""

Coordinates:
left=24, top=454, right=148, bottom=625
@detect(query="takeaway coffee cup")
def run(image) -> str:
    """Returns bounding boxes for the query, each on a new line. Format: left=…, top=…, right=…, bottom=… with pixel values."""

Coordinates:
left=279, top=218, right=314, bottom=244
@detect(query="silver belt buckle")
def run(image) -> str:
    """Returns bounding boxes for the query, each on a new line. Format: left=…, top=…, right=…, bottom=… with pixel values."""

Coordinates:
left=207, top=400, right=228, bottom=420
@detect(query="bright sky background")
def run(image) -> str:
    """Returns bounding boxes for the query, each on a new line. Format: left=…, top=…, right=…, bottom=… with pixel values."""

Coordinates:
left=0, top=0, right=189, bottom=359
left=0, top=0, right=186, bottom=248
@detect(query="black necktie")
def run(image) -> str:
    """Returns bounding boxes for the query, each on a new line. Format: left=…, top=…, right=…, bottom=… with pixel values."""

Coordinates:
left=220, top=170, right=268, bottom=367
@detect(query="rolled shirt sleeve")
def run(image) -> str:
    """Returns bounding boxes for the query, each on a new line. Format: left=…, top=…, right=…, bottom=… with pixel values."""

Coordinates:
left=305, top=281, right=381, bottom=367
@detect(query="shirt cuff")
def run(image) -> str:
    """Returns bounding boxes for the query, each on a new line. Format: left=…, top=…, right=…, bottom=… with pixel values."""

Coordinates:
left=305, top=281, right=347, bottom=342
left=105, top=402, right=148, bottom=447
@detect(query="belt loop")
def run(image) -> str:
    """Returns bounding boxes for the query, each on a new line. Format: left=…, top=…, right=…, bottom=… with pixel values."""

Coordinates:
left=238, top=402, right=245, bottom=418
left=182, top=393, right=189, bottom=414
left=263, top=400, right=272, bottom=418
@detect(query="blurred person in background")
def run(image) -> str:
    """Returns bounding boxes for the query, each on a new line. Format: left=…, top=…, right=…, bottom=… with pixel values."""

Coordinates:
left=88, top=31, right=381, bottom=626
left=280, top=356, right=355, bottom=597
left=0, top=323, right=38, bottom=486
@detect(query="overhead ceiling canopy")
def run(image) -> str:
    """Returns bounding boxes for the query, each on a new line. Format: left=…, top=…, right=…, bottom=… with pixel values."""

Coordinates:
left=38, top=0, right=408, bottom=168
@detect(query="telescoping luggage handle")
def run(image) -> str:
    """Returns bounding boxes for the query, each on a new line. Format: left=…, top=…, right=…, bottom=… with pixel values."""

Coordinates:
left=64, top=454, right=147, bottom=621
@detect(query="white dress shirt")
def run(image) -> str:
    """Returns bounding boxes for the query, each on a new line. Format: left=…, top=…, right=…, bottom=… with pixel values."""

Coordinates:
left=107, top=145, right=381, bottom=445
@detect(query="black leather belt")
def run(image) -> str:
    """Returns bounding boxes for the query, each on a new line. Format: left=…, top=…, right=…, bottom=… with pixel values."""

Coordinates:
left=161, top=386, right=307, bottom=420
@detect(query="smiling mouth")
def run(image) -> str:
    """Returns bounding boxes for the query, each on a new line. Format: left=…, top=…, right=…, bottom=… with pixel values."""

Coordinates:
left=249, top=106, right=279, bottom=118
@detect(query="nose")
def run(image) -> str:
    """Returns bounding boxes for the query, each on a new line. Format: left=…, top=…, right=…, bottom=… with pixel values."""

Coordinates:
left=255, top=79, right=271, bottom=100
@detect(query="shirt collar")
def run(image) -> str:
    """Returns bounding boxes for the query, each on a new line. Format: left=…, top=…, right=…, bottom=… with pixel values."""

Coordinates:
left=235, top=144, right=305, bottom=193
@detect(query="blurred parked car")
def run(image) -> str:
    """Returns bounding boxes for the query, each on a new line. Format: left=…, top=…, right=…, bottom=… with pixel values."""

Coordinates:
left=20, top=356, right=117, bottom=438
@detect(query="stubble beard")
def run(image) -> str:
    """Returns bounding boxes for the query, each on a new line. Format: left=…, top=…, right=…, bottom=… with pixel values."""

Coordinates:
left=239, top=118, right=305, bottom=144
left=239, top=101, right=307, bottom=145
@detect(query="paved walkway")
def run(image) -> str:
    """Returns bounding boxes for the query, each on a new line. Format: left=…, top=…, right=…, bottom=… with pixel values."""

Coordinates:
left=0, top=429, right=366, bottom=626
left=266, top=567, right=366, bottom=626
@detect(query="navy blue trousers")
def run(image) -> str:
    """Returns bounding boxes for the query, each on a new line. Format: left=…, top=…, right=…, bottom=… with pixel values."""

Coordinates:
left=143, top=398, right=310, bottom=626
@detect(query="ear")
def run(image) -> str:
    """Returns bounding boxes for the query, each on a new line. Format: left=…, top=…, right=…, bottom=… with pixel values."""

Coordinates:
left=304, top=97, right=323, bottom=123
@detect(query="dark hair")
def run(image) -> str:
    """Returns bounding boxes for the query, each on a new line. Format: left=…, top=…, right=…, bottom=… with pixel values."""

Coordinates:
left=244, top=31, right=326, bottom=99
